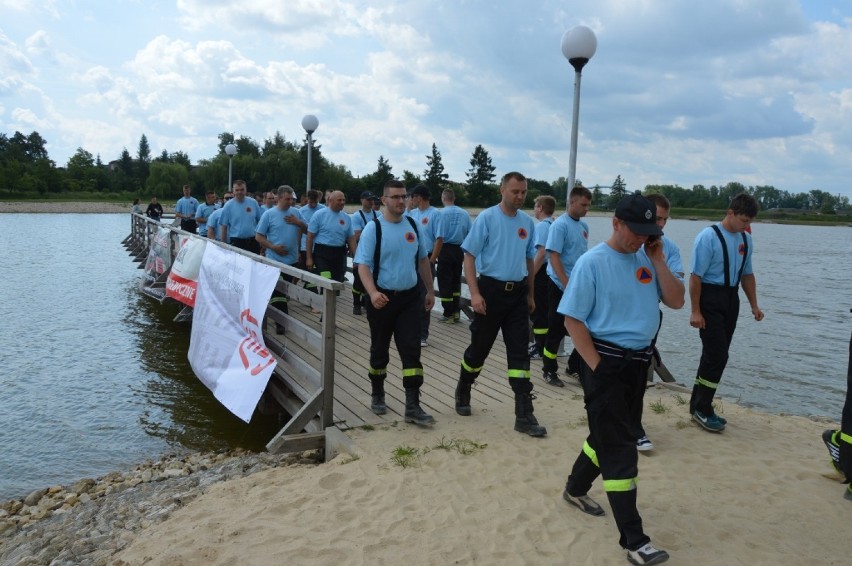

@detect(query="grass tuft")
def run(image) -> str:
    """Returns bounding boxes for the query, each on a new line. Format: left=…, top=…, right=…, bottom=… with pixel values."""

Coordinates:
left=649, top=398, right=669, bottom=414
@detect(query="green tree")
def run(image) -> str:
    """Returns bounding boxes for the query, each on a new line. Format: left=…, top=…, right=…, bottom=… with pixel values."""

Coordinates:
left=361, top=155, right=394, bottom=194
left=607, top=175, right=627, bottom=209
left=465, top=144, right=496, bottom=207
left=402, top=170, right=421, bottom=190
left=423, top=143, right=449, bottom=194
left=146, top=161, right=189, bottom=199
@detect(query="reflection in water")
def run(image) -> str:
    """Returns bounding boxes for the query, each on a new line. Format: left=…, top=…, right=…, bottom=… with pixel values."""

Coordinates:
left=124, top=286, right=282, bottom=452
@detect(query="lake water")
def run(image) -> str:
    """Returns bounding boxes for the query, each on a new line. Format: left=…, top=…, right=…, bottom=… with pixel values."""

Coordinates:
left=0, top=213, right=849, bottom=500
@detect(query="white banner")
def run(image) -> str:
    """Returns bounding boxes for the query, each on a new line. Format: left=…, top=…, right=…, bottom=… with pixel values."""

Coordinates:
left=143, top=226, right=172, bottom=283
left=166, top=236, right=207, bottom=307
left=188, top=244, right=280, bottom=422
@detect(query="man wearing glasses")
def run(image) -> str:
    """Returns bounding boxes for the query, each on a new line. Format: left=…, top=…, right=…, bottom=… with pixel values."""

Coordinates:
left=355, top=180, right=435, bottom=426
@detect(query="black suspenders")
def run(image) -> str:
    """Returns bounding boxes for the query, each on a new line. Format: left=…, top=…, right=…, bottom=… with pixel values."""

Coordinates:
left=710, top=224, right=748, bottom=287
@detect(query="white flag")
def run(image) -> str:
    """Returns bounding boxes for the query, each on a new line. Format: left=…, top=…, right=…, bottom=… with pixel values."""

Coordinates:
left=188, top=244, right=280, bottom=422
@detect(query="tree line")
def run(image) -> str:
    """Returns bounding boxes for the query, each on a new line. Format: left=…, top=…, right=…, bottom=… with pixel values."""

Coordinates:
left=1, top=129, right=847, bottom=212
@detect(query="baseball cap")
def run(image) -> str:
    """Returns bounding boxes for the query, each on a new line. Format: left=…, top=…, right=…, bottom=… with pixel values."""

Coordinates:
left=615, top=193, right=662, bottom=236
left=410, top=185, right=430, bottom=199
left=360, top=191, right=374, bottom=200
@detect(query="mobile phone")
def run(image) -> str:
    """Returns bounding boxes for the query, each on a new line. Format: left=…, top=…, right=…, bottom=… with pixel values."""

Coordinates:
left=647, top=234, right=660, bottom=244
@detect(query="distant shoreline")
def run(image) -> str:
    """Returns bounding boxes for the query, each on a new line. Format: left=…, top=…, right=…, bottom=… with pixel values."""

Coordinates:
left=2, top=201, right=847, bottom=226
left=0, top=201, right=147, bottom=214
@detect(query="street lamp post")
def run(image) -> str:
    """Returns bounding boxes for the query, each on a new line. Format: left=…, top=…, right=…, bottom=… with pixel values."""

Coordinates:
left=561, top=25, right=597, bottom=209
left=301, top=114, right=319, bottom=192
left=224, top=143, right=237, bottom=191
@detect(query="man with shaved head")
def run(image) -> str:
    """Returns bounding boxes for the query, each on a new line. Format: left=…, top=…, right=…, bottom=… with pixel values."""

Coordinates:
left=306, top=190, right=357, bottom=282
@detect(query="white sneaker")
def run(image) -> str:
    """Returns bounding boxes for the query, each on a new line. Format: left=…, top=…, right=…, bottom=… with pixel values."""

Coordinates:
left=636, top=436, right=654, bottom=452
left=627, top=543, right=669, bottom=565
left=420, top=339, right=428, bottom=347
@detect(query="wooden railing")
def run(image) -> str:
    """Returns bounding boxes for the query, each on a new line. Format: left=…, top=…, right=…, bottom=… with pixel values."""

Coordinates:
left=124, top=213, right=352, bottom=460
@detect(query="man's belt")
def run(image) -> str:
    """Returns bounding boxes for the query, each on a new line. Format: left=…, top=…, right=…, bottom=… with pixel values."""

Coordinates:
left=479, top=275, right=526, bottom=292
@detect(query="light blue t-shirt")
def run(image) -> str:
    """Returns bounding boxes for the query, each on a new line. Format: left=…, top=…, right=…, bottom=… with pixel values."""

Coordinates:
left=533, top=218, right=553, bottom=264
left=299, top=203, right=326, bottom=251
left=351, top=209, right=378, bottom=234
left=435, top=205, right=472, bottom=245
left=545, top=213, right=590, bottom=290
left=462, top=205, right=536, bottom=282
left=195, top=202, right=216, bottom=234
left=308, top=208, right=354, bottom=247
left=256, top=207, right=302, bottom=265
left=175, top=196, right=199, bottom=218
left=354, top=217, right=427, bottom=291
left=219, top=197, right=261, bottom=238
left=407, top=206, right=439, bottom=253
left=205, top=208, right=226, bottom=242
left=662, top=235, right=684, bottom=281
left=691, top=222, right=753, bottom=286
left=558, top=243, right=662, bottom=350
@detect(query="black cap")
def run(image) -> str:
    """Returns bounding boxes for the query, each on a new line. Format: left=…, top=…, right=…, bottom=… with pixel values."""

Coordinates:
left=360, top=191, right=375, bottom=200
left=410, top=184, right=430, bottom=199
left=614, top=193, right=662, bottom=236
left=371, top=195, right=381, bottom=203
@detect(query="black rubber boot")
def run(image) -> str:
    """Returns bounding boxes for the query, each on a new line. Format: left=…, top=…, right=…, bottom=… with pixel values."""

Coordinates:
left=369, top=375, right=386, bottom=415
left=512, top=379, right=547, bottom=437
left=455, top=375, right=476, bottom=416
left=403, top=376, right=434, bottom=426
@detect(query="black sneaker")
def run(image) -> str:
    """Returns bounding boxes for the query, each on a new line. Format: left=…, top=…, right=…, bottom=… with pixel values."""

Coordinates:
left=542, top=370, right=565, bottom=388
left=626, top=543, right=670, bottom=565
left=275, top=323, right=286, bottom=335
left=823, top=429, right=842, bottom=473
left=353, top=305, right=362, bottom=316
left=562, top=489, right=605, bottom=516
left=528, top=345, right=542, bottom=360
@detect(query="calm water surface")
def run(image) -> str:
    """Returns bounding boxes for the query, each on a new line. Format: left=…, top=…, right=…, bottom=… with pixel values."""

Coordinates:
left=0, top=214, right=279, bottom=500
left=0, top=213, right=848, bottom=500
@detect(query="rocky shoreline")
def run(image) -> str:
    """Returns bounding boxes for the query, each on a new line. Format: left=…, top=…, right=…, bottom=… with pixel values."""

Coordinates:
left=0, top=449, right=321, bottom=566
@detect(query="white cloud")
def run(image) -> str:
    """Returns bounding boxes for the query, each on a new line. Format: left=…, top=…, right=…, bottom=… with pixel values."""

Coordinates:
left=2, top=0, right=852, bottom=197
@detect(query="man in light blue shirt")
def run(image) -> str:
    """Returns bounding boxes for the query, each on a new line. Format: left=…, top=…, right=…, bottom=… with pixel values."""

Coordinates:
left=306, top=190, right=355, bottom=282
left=256, top=185, right=306, bottom=334
left=219, top=180, right=262, bottom=253
left=455, top=171, right=546, bottom=437
left=195, top=191, right=217, bottom=236
left=540, top=186, right=592, bottom=388
left=558, top=193, right=683, bottom=565
left=355, top=179, right=435, bottom=426
left=432, top=188, right=472, bottom=324
left=689, top=193, right=764, bottom=432
left=406, top=185, right=439, bottom=347
left=175, top=185, right=199, bottom=234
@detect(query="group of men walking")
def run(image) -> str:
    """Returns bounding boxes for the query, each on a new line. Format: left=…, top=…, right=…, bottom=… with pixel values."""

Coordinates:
left=157, top=176, right=778, bottom=565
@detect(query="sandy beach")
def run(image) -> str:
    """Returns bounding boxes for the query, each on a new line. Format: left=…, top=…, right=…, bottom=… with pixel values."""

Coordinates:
left=112, top=385, right=850, bottom=565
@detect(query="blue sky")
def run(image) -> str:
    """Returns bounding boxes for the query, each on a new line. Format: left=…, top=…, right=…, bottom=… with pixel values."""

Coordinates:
left=3, top=0, right=852, bottom=198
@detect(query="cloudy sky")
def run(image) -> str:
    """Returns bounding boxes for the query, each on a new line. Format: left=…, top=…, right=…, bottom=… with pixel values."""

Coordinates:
left=3, top=0, right=852, bottom=198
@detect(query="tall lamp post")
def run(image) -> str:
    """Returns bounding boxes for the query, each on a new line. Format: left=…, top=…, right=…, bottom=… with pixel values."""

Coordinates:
left=224, top=143, right=237, bottom=191
left=301, top=114, right=319, bottom=192
left=561, top=25, right=597, bottom=209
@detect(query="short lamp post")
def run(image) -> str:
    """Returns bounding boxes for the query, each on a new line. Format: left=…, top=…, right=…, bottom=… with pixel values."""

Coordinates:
left=301, top=114, right=319, bottom=192
left=561, top=25, right=597, bottom=209
left=224, top=143, right=237, bottom=191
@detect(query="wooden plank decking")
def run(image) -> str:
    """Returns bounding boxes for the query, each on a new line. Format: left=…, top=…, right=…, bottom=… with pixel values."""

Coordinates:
left=266, top=286, right=582, bottom=431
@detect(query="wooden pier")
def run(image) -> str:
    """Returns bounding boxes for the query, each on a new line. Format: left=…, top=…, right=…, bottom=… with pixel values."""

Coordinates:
left=123, top=213, right=585, bottom=459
